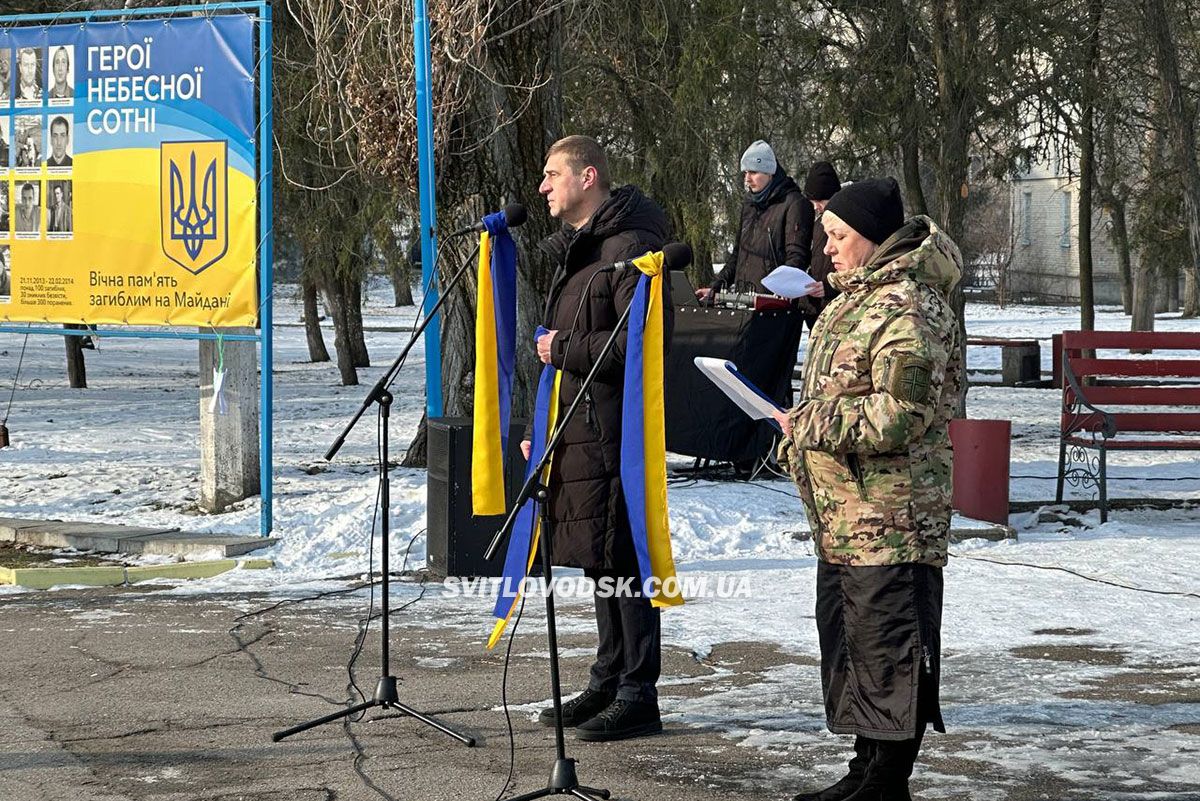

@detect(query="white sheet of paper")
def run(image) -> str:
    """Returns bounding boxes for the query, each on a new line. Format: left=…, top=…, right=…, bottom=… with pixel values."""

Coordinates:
left=694, top=356, right=782, bottom=422
left=762, top=265, right=818, bottom=299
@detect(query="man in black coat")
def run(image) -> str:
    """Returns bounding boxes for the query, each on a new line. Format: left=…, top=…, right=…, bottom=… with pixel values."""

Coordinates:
left=521, top=135, right=671, bottom=742
left=698, top=140, right=815, bottom=300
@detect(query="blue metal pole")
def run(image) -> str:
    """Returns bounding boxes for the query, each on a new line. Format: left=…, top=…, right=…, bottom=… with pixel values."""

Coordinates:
left=413, top=0, right=443, bottom=418
left=258, top=0, right=275, bottom=537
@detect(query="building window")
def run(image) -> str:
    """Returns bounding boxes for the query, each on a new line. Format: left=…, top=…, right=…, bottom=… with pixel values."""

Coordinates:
left=1060, top=192, right=1071, bottom=248
left=1021, top=191, right=1032, bottom=246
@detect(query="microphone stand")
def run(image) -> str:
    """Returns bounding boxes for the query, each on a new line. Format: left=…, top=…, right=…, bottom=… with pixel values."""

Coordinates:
left=272, top=241, right=481, bottom=746
left=482, top=284, right=644, bottom=801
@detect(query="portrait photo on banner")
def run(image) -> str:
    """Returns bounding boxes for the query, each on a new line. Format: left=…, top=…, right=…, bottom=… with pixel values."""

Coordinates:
left=14, top=115, right=41, bottom=170
left=48, top=44, right=73, bottom=105
left=46, top=114, right=72, bottom=170
left=0, top=244, right=11, bottom=301
left=46, top=179, right=72, bottom=239
left=14, top=179, right=40, bottom=239
left=0, top=50, right=10, bottom=105
left=1, top=181, right=9, bottom=236
left=14, top=46, right=42, bottom=106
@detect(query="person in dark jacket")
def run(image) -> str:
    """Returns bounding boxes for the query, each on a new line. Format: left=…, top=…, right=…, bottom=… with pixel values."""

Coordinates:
left=522, top=134, right=671, bottom=742
left=697, top=140, right=814, bottom=301
left=799, top=161, right=842, bottom=327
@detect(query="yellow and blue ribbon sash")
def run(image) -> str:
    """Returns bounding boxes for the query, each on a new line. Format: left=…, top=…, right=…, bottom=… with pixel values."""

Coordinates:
left=620, top=252, right=683, bottom=608
left=488, top=327, right=560, bottom=649
left=471, top=209, right=518, bottom=516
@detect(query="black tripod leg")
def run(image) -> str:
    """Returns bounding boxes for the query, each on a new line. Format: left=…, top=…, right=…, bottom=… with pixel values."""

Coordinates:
left=385, top=701, right=477, bottom=746
left=571, top=788, right=610, bottom=801
left=272, top=699, right=379, bottom=742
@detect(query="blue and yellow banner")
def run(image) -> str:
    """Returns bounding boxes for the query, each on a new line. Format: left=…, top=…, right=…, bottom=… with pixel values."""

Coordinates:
left=471, top=209, right=517, bottom=516
left=0, top=14, right=258, bottom=326
left=488, top=328, right=560, bottom=649
left=621, top=252, right=682, bottom=608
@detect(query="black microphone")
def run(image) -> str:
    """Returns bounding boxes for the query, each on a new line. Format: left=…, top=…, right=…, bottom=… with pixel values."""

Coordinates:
left=600, top=242, right=693, bottom=273
left=445, top=202, right=527, bottom=237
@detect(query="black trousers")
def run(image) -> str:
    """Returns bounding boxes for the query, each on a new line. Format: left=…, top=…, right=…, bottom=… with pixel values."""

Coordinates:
left=584, top=568, right=661, bottom=703
left=817, top=561, right=945, bottom=740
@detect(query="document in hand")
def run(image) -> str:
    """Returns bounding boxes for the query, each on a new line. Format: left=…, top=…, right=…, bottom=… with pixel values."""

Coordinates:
left=762, top=265, right=818, bottom=299
left=694, top=357, right=783, bottom=432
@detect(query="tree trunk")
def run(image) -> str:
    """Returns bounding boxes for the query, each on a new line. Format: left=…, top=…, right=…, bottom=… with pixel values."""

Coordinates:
left=392, top=258, right=414, bottom=307
left=1076, top=0, right=1101, bottom=331
left=890, top=5, right=927, bottom=216
left=438, top=238, right=479, bottom=418
left=63, top=324, right=86, bottom=389
left=1131, top=259, right=1158, bottom=353
left=323, top=274, right=359, bottom=386
left=1098, top=110, right=1133, bottom=316
left=398, top=0, right=564, bottom=463
left=928, top=0, right=976, bottom=418
left=302, top=274, right=330, bottom=363
left=348, top=275, right=370, bottom=368
left=468, top=0, right=563, bottom=422
left=1142, top=0, right=1200, bottom=317
left=1078, top=125, right=1096, bottom=330
left=1110, top=199, right=1133, bottom=315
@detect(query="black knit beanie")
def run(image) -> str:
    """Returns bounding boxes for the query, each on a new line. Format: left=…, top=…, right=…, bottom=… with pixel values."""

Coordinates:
left=804, top=161, right=841, bottom=201
left=824, top=177, right=904, bottom=245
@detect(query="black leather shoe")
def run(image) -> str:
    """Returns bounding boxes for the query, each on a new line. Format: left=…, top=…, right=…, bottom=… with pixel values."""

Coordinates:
left=575, top=699, right=662, bottom=742
left=792, top=736, right=873, bottom=801
left=538, top=688, right=615, bottom=728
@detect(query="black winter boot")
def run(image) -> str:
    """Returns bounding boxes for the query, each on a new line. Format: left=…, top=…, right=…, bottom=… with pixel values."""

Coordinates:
left=538, top=688, right=615, bottom=728
left=841, top=737, right=921, bottom=801
left=792, top=736, right=873, bottom=801
left=575, top=698, right=662, bottom=741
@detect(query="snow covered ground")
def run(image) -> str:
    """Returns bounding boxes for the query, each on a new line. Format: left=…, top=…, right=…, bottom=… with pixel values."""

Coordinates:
left=1, top=291, right=1198, bottom=796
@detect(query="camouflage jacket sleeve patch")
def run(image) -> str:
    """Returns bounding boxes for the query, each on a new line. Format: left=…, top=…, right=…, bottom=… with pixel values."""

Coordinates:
left=887, top=354, right=934, bottom=405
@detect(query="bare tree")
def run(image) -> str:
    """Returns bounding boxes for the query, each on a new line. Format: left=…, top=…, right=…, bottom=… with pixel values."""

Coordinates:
left=1141, top=0, right=1200, bottom=317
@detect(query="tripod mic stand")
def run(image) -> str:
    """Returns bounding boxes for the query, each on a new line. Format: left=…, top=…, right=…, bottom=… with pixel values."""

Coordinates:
left=483, top=292, right=649, bottom=801
left=272, top=244, right=481, bottom=745
left=484, top=243, right=690, bottom=799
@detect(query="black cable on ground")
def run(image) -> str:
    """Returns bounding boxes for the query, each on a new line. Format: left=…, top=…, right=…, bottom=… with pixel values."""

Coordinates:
left=948, top=551, right=1200, bottom=600
left=493, top=593, right=529, bottom=801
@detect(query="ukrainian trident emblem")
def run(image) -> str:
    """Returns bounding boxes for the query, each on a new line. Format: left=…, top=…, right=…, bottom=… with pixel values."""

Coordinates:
left=161, top=141, right=229, bottom=274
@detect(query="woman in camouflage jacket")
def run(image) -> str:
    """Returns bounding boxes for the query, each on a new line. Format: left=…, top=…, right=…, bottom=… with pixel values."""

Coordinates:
left=775, top=178, right=964, bottom=801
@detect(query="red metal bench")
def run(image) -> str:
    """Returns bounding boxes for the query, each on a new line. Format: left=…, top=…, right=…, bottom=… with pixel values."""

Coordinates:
left=1056, top=330, right=1200, bottom=522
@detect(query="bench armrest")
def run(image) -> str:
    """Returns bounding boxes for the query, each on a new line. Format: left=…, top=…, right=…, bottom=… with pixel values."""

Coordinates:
left=1062, top=357, right=1118, bottom=438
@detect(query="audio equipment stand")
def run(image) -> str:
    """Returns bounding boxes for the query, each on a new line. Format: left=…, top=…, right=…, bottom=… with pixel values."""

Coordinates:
left=481, top=295, right=645, bottom=800
left=272, top=248, right=480, bottom=746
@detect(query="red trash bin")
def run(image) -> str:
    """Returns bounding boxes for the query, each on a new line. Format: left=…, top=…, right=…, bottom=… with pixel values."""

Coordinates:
left=949, top=419, right=1011, bottom=525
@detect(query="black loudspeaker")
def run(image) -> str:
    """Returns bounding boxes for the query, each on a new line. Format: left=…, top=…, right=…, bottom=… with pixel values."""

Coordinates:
left=427, top=416, right=528, bottom=579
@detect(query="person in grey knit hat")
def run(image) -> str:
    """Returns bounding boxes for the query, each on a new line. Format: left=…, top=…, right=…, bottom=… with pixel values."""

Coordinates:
left=698, top=140, right=817, bottom=302
left=740, top=139, right=777, bottom=175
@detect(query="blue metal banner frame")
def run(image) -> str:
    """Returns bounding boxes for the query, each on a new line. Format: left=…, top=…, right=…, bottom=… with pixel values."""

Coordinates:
left=0, top=1, right=275, bottom=538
